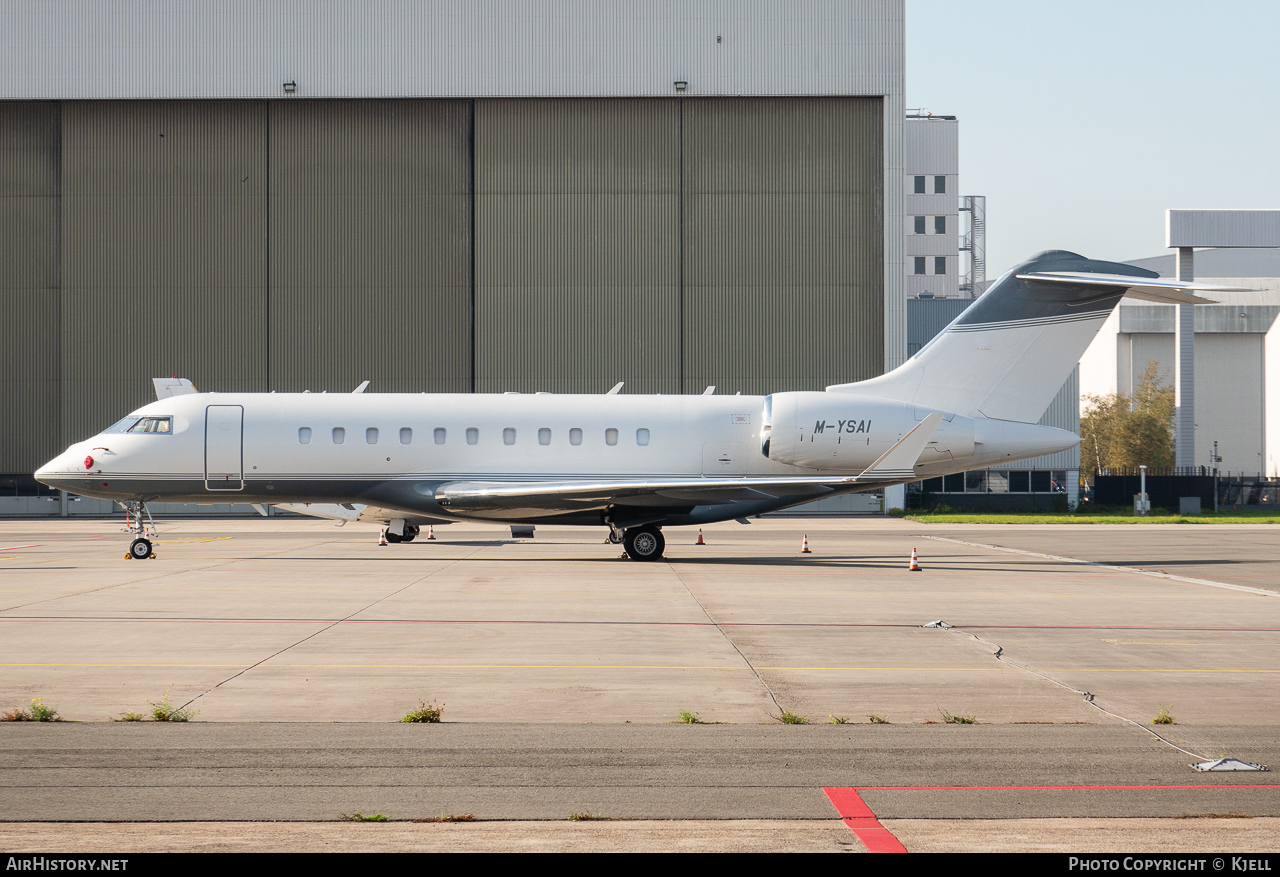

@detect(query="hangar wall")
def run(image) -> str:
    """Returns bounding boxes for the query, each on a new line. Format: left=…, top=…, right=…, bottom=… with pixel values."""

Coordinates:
left=1, top=95, right=884, bottom=475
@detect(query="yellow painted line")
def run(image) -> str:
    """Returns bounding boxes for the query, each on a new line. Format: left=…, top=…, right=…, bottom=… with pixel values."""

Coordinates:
left=154, top=537, right=234, bottom=544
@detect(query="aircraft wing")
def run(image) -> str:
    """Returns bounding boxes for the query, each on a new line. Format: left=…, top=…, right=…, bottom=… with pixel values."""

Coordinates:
left=436, top=414, right=943, bottom=513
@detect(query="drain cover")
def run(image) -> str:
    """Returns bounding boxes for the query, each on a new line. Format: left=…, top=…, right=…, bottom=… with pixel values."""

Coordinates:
left=1192, top=757, right=1268, bottom=772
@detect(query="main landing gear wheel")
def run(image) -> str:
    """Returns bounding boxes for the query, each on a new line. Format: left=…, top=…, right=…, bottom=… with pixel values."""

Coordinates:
left=129, top=538, right=153, bottom=560
left=402, top=525, right=419, bottom=543
left=384, top=531, right=404, bottom=544
left=623, top=526, right=665, bottom=562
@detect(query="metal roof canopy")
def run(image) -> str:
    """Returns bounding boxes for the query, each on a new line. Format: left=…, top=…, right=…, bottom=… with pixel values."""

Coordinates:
left=1167, top=210, right=1280, bottom=248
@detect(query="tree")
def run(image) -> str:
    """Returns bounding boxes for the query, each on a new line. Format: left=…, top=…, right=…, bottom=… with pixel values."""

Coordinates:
left=1080, top=362, right=1175, bottom=481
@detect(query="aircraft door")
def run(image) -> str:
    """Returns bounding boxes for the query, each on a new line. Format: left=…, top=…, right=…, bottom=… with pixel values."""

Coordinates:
left=701, top=442, right=748, bottom=476
left=205, top=405, right=245, bottom=491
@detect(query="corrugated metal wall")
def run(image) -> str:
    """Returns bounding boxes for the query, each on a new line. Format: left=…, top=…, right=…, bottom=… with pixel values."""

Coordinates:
left=682, top=97, right=883, bottom=394
left=474, top=99, right=682, bottom=394
left=60, top=100, right=269, bottom=442
left=0, top=102, right=60, bottom=474
left=268, top=99, right=472, bottom=392
left=3, top=95, right=886, bottom=473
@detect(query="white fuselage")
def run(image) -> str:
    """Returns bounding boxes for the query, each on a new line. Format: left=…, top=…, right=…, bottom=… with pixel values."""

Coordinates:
left=36, top=390, right=1078, bottom=526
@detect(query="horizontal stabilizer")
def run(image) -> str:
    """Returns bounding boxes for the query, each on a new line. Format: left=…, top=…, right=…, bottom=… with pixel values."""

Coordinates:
left=1016, top=271, right=1252, bottom=305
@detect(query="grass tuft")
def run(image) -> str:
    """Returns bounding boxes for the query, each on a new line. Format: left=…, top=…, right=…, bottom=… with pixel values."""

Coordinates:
left=568, top=812, right=609, bottom=821
left=113, top=711, right=147, bottom=722
left=677, top=709, right=703, bottom=724
left=867, top=714, right=890, bottom=724
left=401, top=700, right=444, bottom=723
left=775, top=711, right=808, bottom=725
left=340, top=812, right=388, bottom=822
left=412, top=814, right=476, bottom=823
left=1152, top=705, right=1176, bottom=725
left=2, top=699, right=61, bottom=722
left=828, top=714, right=850, bottom=724
left=148, top=690, right=197, bottom=722
left=940, top=709, right=976, bottom=725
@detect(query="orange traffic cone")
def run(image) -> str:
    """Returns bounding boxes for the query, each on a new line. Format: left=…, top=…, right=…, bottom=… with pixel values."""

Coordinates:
left=908, top=548, right=921, bottom=571
left=801, top=534, right=811, bottom=554
left=378, top=528, right=388, bottom=546
left=426, top=525, right=436, bottom=541
left=696, top=529, right=706, bottom=545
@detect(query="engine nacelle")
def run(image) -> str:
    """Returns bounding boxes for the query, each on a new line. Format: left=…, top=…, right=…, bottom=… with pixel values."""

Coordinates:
left=761, top=392, right=975, bottom=472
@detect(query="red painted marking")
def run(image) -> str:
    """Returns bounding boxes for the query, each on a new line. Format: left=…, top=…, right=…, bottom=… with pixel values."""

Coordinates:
left=822, top=787, right=907, bottom=853
left=823, top=784, right=1280, bottom=853
left=0, top=545, right=40, bottom=551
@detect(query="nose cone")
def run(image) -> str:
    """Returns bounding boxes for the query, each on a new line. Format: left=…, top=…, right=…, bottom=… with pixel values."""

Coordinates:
left=34, top=447, right=85, bottom=492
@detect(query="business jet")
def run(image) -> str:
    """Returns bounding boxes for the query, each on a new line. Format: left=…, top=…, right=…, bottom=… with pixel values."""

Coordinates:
left=35, top=251, right=1233, bottom=561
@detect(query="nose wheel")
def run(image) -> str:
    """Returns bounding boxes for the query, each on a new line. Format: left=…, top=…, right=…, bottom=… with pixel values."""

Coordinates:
left=121, top=501, right=158, bottom=560
left=128, top=538, right=154, bottom=560
left=623, top=526, right=665, bottom=561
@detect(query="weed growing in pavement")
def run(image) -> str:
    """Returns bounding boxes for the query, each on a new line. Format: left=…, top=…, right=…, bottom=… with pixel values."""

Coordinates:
left=401, top=700, right=444, bottom=723
left=147, top=689, right=197, bottom=722
left=829, top=714, right=850, bottom=724
left=1152, top=705, right=1176, bottom=725
left=940, top=709, right=976, bottom=724
left=867, top=715, right=890, bottom=724
left=113, top=711, right=147, bottom=722
left=677, top=709, right=703, bottom=724
left=568, top=812, right=610, bottom=821
left=412, top=814, right=476, bottom=823
left=775, top=711, right=808, bottom=725
left=340, top=812, right=388, bottom=822
left=1, top=699, right=61, bottom=722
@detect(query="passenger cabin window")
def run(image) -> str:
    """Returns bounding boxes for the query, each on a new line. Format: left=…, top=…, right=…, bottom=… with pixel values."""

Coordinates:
left=636, top=428, right=650, bottom=446
left=503, top=428, right=516, bottom=446
left=433, top=428, right=446, bottom=445
left=466, top=427, right=479, bottom=445
left=538, top=428, right=551, bottom=446
left=127, top=416, right=173, bottom=434
left=569, top=428, right=583, bottom=446
left=366, top=427, right=379, bottom=445
left=298, top=427, right=312, bottom=445
left=605, top=428, right=618, bottom=446
left=332, top=427, right=345, bottom=445
left=402, top=428, right=414, bottom=445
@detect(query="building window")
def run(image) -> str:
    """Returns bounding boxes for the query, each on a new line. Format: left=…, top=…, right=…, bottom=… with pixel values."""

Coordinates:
left=298, top=427, right=312, bottom=445
left=503, top=427, right=516, bottom=446
left=466, top=427, right=479, bottom=445
left=636, top=428, right=650, bottom=446
left=934, top=256, right=946, bottom=275
left=914, top=257, right=926, bottom=275
left=934, top=175, right=946, bottom=194
left=569, top=428, right=583, bottom=446
left=934, top=216, right=946, bottom=234
left=913, top=216, right=926, bottom=234
left=913, top=175, right=926, bottom=194
left=605, top=428, right=618, bottom=446
left=332, top=427, right=345, bottom=445
left=366, top=427, right=379, bottom=445
left=538, top=428, right=551, bottom=446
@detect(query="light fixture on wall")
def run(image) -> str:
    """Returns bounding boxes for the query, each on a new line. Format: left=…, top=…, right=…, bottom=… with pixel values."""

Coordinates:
left=673, top=81, right=688, bottom=92
left=282, top=81, right=297, bottom=94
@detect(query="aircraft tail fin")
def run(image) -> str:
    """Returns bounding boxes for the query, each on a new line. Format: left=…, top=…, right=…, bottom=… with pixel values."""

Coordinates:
left=829, top=250, right=1238, bottom=424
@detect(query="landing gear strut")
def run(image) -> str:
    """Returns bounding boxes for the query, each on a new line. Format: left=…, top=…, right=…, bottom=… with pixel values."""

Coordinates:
left=122, top=500, right=157, bottom=560
left=623, top=525, right=665, bottom=562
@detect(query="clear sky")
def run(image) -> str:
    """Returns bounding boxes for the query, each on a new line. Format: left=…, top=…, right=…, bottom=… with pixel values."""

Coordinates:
left=906, top=0, right=1280, bottom=272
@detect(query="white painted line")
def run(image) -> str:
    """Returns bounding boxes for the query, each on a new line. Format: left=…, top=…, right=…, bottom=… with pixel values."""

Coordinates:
left=922, top=535, right=1278, bottom=598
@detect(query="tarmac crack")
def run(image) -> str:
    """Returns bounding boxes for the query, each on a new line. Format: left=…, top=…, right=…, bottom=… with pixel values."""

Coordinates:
left=665, top=562, right=785, bottom=718
left=178, top=543, right=491, bottom=712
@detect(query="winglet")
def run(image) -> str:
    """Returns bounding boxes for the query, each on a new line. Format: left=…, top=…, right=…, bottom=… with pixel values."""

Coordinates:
left=606, top=382, right=624, bottom=395
left=857, top=413, right=944, bottom=481
left=152, top=377, right=198, bottom=400
left=352, top=381, right=370, bottom=394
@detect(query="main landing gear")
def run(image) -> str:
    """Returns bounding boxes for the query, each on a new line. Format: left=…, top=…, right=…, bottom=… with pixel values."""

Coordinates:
left=385, top=524, right=419, bottom=544
left=622, top=525, right=665, bottom=562
left=122, top=500, right=158, bottom=560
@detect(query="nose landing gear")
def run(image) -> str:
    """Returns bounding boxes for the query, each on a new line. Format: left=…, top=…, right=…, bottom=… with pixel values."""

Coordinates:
left=122, top=501, right=158, bottom=560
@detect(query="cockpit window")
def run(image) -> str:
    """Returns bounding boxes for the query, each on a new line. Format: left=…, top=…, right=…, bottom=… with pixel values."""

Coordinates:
left=103, top=416, right=142, bottom=434
left=126, top=416, right=173, bottom=434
